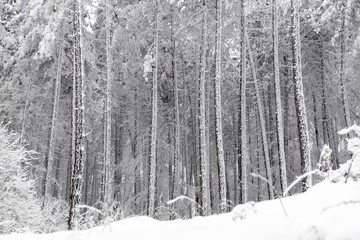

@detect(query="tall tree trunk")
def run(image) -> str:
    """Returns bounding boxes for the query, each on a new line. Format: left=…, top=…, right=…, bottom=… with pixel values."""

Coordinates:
left=43, top=40, right=64, bottom=204
left=272, top=0, right=287, bottom=194
left=214, top=0, right=226, bottom=213
left=320, top=41, right=330, bottom=146
left=290, top=0, right=311, bottom=192
left=339, top=0, right=351, bottom=128
left=198, top=0, right=211, bottom=216
left=238, top=0, right=247, bottom=204
left=148, top=0, right=159, bottom=217
left=102, top=0, right=113, bottom=205
left=246, top=30, right=274, bottom=200
left=171, top=3, right=181, bottom=206
left=68, top=0, right=86, bottom=230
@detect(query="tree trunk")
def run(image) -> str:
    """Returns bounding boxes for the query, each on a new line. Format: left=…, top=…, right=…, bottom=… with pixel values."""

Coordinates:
left=198, top=0, right=211, bottom=216
left=68, top=0, right=86, bottom=230
left=102, top=0, right=113, bottom=205
left=238, top=0, right=248, bottom=204
left=171, top=3, right=181, bottom=207
left=272, top=0, right=287, bottom=194
left=148, top=0, right=159, bottom=217
left=214, top=0, right=226, bottom=213
left=246, top=30, right=274, bottom=200
left=290, top=0, right=311, bottom=192
left=339, top=0, right=351, bottom=128
left=43, top=40, right=64, bottom=204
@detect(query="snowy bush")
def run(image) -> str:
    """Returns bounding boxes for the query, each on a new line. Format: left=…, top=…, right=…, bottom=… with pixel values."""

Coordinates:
left=0, top=126, right=67, bottom=233
left=318, top=123, right=360, bottom=182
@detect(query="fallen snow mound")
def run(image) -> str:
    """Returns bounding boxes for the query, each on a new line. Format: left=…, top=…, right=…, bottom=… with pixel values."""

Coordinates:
left=2, top=181, right=360, bottom=240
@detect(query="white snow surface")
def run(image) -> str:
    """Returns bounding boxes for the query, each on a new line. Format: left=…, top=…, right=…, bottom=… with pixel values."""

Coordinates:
left=2, top=181, right=360, bottom=240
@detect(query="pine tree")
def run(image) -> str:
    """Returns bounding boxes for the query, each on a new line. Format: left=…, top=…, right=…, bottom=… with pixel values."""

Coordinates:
left=43, top=33, right=64, bottom=204
left=68, top=0, right=86, bottom=230
left=199, top=0, right=211, bottom=216
left=214, top=0, right=227, bottom=213
left=238, top=0, right=247, bottom=204
left=272, top=0, right=287, bottom=193
left=171, top=1, right=181, bottom=209
left=102, top=0, right=113, bottom=206
left=290, top=0, right=311, bottom=192
left=339, top=0, right=351, bottom=128
left=148, top=0, right=159, bottom=218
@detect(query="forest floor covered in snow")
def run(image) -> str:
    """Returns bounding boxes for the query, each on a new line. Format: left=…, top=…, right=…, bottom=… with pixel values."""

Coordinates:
left=2, top=180, right=360, bottom=240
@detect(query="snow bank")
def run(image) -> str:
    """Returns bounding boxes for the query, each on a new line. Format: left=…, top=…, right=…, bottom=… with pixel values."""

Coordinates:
left=2, top=181, right=360, bottom=240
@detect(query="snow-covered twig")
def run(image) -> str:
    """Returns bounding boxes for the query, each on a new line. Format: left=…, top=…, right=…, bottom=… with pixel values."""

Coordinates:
left=78, top=205, right=103, bottom=215
left=167, top=195, right=203, bottom=217
left=283, top=169, right=320, bottom=197
left=251, top=173, right=288, bottom=217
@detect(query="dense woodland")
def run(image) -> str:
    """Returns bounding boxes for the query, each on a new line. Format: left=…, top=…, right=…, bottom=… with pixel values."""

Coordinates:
left=1, top=0, right=360, bottom=232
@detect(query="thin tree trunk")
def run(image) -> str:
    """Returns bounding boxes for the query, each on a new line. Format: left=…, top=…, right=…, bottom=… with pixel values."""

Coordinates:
left=148, top=0, right=159, bottom=217
left=102, top=0, right=113, bottom=205
left=43, top=41, right=64, bottom=204
left=171, top=3, right=181, bottom=207
left=272, top=0, right=287, bottom=193
left=214, top=0, right=226, bottom=213
left=290, top=0, right=311, bottom=192
left=246, top=30, right=274, bottom=200
left=198, top=0, right=211, bottom=216
left=339, top=0, right=351, bottom=128
left=68, top=0, right=86, bottom=230
left=320, top=41, right=330, bottom=145
left=238, top=0, right=247, bottom=204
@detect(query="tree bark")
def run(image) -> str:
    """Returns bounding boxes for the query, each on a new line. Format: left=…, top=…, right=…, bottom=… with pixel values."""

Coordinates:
left=198, top=0, right=211, bottom=216
left=43, top=38, right=64, bottom=204
left=238, top=0, right=248, bottom=204
left=339, top=0, right=351, bottom=128
left=147, top=0, right=159, bottom=217
left=290, top=0, right=311, bottom=192
left=214, top=0, right=226, bottom=213
left=272, top=0, right=287, bottom=194
left=246, top=30, right=274, bottom=200
left=68, top=0, right=86, bottom=230
left=102, top=0, right=113, bottom=205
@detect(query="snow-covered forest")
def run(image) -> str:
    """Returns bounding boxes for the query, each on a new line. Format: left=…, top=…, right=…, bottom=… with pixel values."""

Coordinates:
left=1, top=0, right=360, bottom=238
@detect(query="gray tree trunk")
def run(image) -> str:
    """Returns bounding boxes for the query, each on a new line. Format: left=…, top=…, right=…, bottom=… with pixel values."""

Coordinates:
left=290, top=0, right=311, bottom=192
left=246, top=30, right=274, bottom=200
left=68, top=0, right=86, bottom=230
left=238, top=0, right=248, bottom=204
left=148, top=0, right=159, bottom=217
left=102, top=0, right=113, bottom=205
left=198, top=0, right=211, bottom=216
left=214, top=0, right=226, bottom=213
left=272, top=0, right=287, bottom=194
left=43, top=38, right=64, bottom=204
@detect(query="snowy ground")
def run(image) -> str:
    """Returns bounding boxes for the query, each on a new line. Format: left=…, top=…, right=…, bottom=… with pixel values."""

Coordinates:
left=2, top=181, right=360, bottom=240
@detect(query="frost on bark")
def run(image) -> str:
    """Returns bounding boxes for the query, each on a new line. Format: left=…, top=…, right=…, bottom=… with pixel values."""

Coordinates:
left=198, top=0, right=211, bottom=216
left=339, top=0, right=351, bottom=128
left=214, top=0, right=226, bottom=213
left=102, top=0, right=113, bottom=205
left=246, top=30, right=274, bottom=200
left=272, top=0, right=287, bottom=194
left=238, top=0, right=247, bottom=204
left=290, top=0, right=311, bottom=192
left=68, top=0, right=86, bottom=230
left=148, top=0, right=159, bottom=218
left=43, top=37, right=64, bottom=204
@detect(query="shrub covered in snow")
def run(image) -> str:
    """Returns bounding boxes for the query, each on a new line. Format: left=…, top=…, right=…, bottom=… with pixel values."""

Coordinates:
left=0, top=126, right=67, bottom=233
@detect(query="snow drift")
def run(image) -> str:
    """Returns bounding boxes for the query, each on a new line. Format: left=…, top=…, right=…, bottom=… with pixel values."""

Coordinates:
left=3, top=180, right=360, bottom=240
